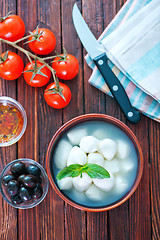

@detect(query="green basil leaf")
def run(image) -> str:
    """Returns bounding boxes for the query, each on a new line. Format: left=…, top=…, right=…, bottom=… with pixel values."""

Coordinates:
left=56, top=164, right=83, bottom=180
left=56, top=163, right=110, bottom=180
left=85, top=163, right=110, bottom=179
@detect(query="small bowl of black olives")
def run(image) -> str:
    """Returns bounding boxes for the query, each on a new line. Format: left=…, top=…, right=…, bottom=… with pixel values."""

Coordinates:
left=0, top=159, right=49, bottom=209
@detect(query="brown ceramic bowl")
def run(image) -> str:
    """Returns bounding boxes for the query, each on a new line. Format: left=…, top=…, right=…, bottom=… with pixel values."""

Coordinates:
left=46, top=114, right=143, bottom=212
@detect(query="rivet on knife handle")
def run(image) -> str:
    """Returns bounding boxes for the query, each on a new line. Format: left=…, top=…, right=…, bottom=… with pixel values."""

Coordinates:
left=94, top=53, right=141, bottom=123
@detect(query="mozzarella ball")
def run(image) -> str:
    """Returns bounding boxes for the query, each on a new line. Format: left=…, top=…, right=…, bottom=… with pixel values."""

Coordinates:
left=57, top=177, right=73, bottom=190
left=116, top=140, right=130, bottom=159
left=103, top=158, right=121, bottom=174
left=54, top=140, right=73, bottom=169
left=67, top=146, right=87, bottom=166
left=88, top=153, right=104, bottom=167
left=121, top=159, right=135, bottom=172
left=98, top=138, right=117, bottom=160
left=85, top=184, right=106, bottom=201
left=73, top=173, right=92, bottom=192
left=80, top=136, right=99, bottom=153
left=67, top=127, right=87, bottom=145
left=114, top=176, right=129, bottom=194
left=93, top=173, right=115, bottom=192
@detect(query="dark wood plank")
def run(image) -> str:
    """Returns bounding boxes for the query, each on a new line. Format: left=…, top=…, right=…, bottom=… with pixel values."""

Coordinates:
left=0, top=147, right=18, bottom=240
left=128, top=117, right=151, bottom=240
left=0, top=0, right=159, bottom=240
left=82, top=1, right=108, bottom=240
left=37, top=0, right=64, bottom=239
left=16, top=1, right=40, bottom=239
left=115, top=0, right=127, bottom=12
left=61, top=0, right=84, bottom=118
left=16, top=0, right=64, bottom=239
left=0, top=1, right=18, bottom=240
left=102, top=2, right=129, bottom=240
left=61, top=0, right=86, bottom=239
left=87, top=212, right=108, bottom=240
left=83, top=0, right=106, bottom=115
left=65, top=204, right=86, bottom=240
left=109, top=205, right=129, bottom=240
left=150, top=121, right=160, bottom=240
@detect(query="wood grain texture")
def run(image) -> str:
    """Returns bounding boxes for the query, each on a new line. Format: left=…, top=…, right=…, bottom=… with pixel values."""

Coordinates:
left=102, top=2, right=129, bottom=240
left=16, top=0, right=64, bottom=239
left=0, top=0, right=159, bottom=239
left=37, top=1, right=64, bottom=239
left=87, top=212, right=108, bottom=240
left=128, top=117, right=151, bottom=240
left=0, top=147, right=17, bottom=240
left=61, top=1, right=86, bottom=239
left=17, top=1, right=41, bottom=239
left=150, top=121, right=160, bottom=240
left=83, top=0, right=106, bottom=115
left=0, top=1, right=18, bottom=240
left=82, top=1, right=107, bottom=239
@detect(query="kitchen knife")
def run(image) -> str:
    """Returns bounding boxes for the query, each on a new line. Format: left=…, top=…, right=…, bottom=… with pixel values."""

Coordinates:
left=72, top=4, right=141, bottom=123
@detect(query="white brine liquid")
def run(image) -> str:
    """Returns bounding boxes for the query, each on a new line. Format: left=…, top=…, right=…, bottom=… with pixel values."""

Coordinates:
left=52, top=121, right=138, bottom=207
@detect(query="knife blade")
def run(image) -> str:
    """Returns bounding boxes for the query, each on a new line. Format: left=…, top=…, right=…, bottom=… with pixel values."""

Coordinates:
left=72, top=4, right=141, bottom=123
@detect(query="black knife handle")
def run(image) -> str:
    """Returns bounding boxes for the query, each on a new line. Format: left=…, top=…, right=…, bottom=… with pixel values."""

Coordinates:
left=93, top=53, right=141, bottom=123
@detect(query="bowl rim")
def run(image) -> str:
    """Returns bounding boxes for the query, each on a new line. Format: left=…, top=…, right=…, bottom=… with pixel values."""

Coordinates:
left=0, top=158, right=49, bottom=209
left=46, top=113, right=144, bottom=212
left=0, top=96, right=27, bottom=147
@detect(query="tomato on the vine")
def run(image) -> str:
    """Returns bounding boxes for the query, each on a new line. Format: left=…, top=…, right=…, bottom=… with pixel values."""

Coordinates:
left=23, top=60, right=51, bottom=87
left=52, top=54, right=79, bottom=80
left=44, top=82, right=71, bottom=109
left=0, top=14, right=25, bottom=42
left=0, top=51, right=24, bottom=80
left=28, top=28, right=56, bottom=55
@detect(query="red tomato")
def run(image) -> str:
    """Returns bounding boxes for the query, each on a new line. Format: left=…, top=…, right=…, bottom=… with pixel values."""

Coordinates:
left=0, top=51, right=24, bottom=80
left=52, top=54, right=79, bottom=80
left=23, top=60, right=51, bottom=87
left=0, top=14, right=25, bottom=42
left=28, top=28, right=56, bottom=55
left=44, top=82, right=71, bottom=109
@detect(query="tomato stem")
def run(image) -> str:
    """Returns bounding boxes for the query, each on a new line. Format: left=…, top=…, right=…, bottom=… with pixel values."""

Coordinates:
left=14, top=34, right=33, bottom=44
left=25, top=52, right=34, bottom=68
left=0, top=11, right=12, bottom=22
left=0, top=50, right=9, bottom=64
left=42, top=47, right=67, bottom=61
left=0, top=37, right=60, bottom=91
left=42, top=55, right=62, bottom=61
left=23, top=26, right=45, bottom=45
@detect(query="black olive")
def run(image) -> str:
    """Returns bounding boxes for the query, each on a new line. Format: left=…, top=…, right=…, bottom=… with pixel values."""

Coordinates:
left=10, top=162, right=26, bottom=176
left=7, top=180, right=19, bottom=196
left=11, top=195, right=23, bottom=204
left=37, top=176, right=42, bottom=184
left=27, top=187, right=34, bottom=196
left=17, top=174, right=26, bottom=184
left=2, top=174, right=15, bottom=186
left=19, top=187, right=32, bottom=202
left=23, top=175, right=38, bottom=188
left=26, top=164, right=41, bottom=177
left=33, top=185, right=43, bottom=199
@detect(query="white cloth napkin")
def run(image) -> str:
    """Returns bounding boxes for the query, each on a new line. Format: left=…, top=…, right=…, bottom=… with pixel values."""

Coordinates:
left=85, top=0, right=160, bottom=122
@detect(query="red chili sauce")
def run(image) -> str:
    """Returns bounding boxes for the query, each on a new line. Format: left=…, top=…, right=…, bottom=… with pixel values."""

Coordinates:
left=0, top=104, right=23, bottom=143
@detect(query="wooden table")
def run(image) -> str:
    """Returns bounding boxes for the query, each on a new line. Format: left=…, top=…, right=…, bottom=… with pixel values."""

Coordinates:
left=0, top=0, right=160, bottom=239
